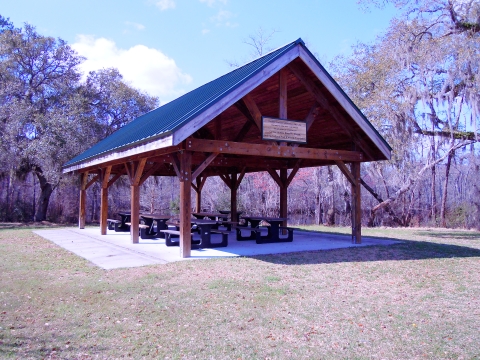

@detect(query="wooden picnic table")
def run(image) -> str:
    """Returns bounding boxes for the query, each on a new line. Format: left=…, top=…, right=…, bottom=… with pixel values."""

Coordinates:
left=166, top=218, right=228, bottom=248
left=218, top=210, right=243, bottom=223
left=238, top=216, right=293, bottom=243
left=112, top=212, right=131, bottom=232
left=140, top=213, right=171, bottom=239
left=192, top=212, right=228, bottom=221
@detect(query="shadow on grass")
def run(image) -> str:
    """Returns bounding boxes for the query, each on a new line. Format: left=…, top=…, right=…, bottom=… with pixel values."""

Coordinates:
left=413, top=230, right=480, bottom=240
left=0, top=332, right=109, bottom=359
left=251, top=239, right=480, bottom=266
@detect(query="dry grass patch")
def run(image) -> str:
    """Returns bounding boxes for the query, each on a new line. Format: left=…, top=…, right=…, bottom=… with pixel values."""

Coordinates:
left=0, top=226, right=479, bottom=359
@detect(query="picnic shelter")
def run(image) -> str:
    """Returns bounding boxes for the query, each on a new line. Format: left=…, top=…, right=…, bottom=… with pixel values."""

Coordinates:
left=63, top=38, right=392, bottom=258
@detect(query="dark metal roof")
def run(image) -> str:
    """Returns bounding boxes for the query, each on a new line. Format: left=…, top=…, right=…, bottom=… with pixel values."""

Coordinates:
left=64, top=39, right=304, bottom=167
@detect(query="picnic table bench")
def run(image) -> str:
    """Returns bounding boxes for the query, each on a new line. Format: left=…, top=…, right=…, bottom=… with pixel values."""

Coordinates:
left=159, top=229, right=202, bottom=247
left=237, top=217, right=294, bottom=243
left=165, top=219, right=229, bottom=248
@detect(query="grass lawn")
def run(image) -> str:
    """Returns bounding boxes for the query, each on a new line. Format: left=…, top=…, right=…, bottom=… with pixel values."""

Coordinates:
left=1, top=225, right=479, bottom=359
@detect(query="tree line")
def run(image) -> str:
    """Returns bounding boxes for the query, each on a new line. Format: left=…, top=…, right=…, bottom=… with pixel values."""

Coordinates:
left=1, top=0, right=479, bottom=229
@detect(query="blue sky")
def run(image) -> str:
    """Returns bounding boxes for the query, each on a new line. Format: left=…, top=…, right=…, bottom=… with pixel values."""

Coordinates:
left=1, top=0, right=398, bottom=105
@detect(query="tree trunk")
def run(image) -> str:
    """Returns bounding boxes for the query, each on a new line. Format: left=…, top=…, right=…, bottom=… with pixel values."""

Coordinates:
left=474, top=163, right=480, bottom=231
left=34, top=169, right=53, bottom=222
left=440, top=149, right=454, bottom=227
left=430, top=134, right=437, bottom=224
left=313, top=168, right=322, bottom=225
left=326, top=166, right=335, bottom=226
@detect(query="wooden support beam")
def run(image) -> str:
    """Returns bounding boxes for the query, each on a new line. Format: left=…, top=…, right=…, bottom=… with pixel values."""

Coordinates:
left=267, top=168, right=283, bottom=188
left=125, top=159, right=147, bottom=244
left=171, top=153, right=181, bottom=178
left=279, top=69, right=288, bottom=146
left=235, top=167, right=246, bottom=190
left=193, top=176, right=207, bottom=212
left=194, top=178, right=200, bottom=212
left=132, top=158, right=147, bottom=186
left=79, top=172, right=89, bottom=229
left=85, top=174, right=99, bottom=190
left=101, top=166, right=112, bottom=188
left=215, top=116, right=222, bottom=140
left=131, top=184, right=140, bottom=244
left=234, top=120, right=253, bottom=142
left=100, top=187, right=108, bottom=235
left=230, top=171, right=238, bottom=224
left=107, top=173, right=122, bottom=188
left=351, top=162, right=362, bottom=244
left=234, top=100, right=256, bottom=124
left=219, top=174, right=231, bottom=189
left=99, top=166, right=112, bottom=235
left=280, top=168, right=288, bottom=227
left=335, top=160, right=356, bottom=186
left=241, top=94, right=262, bottom=129
left=288, top=62, right=376, bottom=161
left=305, top=103, right=320, bottom=131
left=179, top=150, right=192, bottom=258
left=139, top=163, right=162, bottom=186
left=286, top=160, right=302, bottom=187
left=192, top=152, right=219, bottom=180
left=279, top=69, right=288, bottom=119
left=187, top=139, right=363, bottom=162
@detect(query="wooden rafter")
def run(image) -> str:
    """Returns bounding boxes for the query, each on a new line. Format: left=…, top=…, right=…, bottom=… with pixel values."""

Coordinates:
left=304, top=102, right=320, bottom=131
left=171, top=153, right=181, bottom=178
left=241, top=94, right=262, bottom=129
left=139, top=163, right=163, bottom=186
left=86, top=174, right=99, bottom=189
left=219, top=174, right=231, bottom=189
left=125, top=158, right=147, bottom=186
left=335, top=160, right=356, bottom=186
left=192, top=152, right=219, bottom=180
left=107, top=173, right=123, bottom=188
left=236, top=167, right=246, bottom=190
left=187, top=139, right=363, bottom=162
left=267, top=168, right=283, bottom=188
left=286, top=159, right=302, bottom=187
left=288, top=62, right=376, bottom=161
left=100, top=166, right=112, bottom=188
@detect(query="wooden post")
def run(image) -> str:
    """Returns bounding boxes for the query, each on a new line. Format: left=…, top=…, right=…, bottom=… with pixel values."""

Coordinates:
left=131, top=184, right=140, bottom=243
left=195, top=188, right=201, bottom=213
left=195, top=177, right=202, bottom=213
left=179, top=151, right=192, bottom=258
left=99, top=166, right=111, bottom=235
left=279, top=168, right=288, bottom=228
left=100, top=187, right=108, bottom=234
left=351, top=162, right=362, bottom=244
left=125, top=159, right=147, bottom=244
left=279, top=68, right=288, bottom=119
left=79, top=172, right=88, bottom=229
left=230, top=171, right=238, bottom=225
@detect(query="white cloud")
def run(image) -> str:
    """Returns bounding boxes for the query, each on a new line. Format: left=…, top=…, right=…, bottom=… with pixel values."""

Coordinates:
left=72, top=35, right=192, bottom=103
left=124, top=21, right=145, bottom=31
left=210, top=10, right=238, bottom=27
left=156, top=0, right=176, bottom=11
left=202, top=28, right=211, bottom=35
left=199, top=0, right=227, bottom=7
left=211, top=9, right=231, bottom=22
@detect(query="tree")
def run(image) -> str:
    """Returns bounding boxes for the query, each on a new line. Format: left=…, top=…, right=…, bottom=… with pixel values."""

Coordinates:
left=0, top=20, right=159, bottom=221
left=330, top=0, right=479, bottom=226
left=84, top=68, right=158, bottom=137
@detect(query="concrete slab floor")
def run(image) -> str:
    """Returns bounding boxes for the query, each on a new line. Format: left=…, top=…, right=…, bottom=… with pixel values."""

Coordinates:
left=33, top=227, right=401, bottom=270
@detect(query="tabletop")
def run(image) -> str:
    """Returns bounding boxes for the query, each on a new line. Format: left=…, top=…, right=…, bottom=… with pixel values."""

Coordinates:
left=140, top=214, right=171, bottom=219
left=244, top=217, right=287, bottom=222
left=192, top=212, right=226, bottom=218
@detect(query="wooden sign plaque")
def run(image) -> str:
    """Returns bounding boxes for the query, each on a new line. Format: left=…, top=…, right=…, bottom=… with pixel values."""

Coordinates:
left=262, top=117, right=307, bottom=143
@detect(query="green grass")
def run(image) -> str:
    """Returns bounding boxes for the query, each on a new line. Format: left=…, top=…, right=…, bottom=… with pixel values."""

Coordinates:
left=1, top=226, right=479, bottom=359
